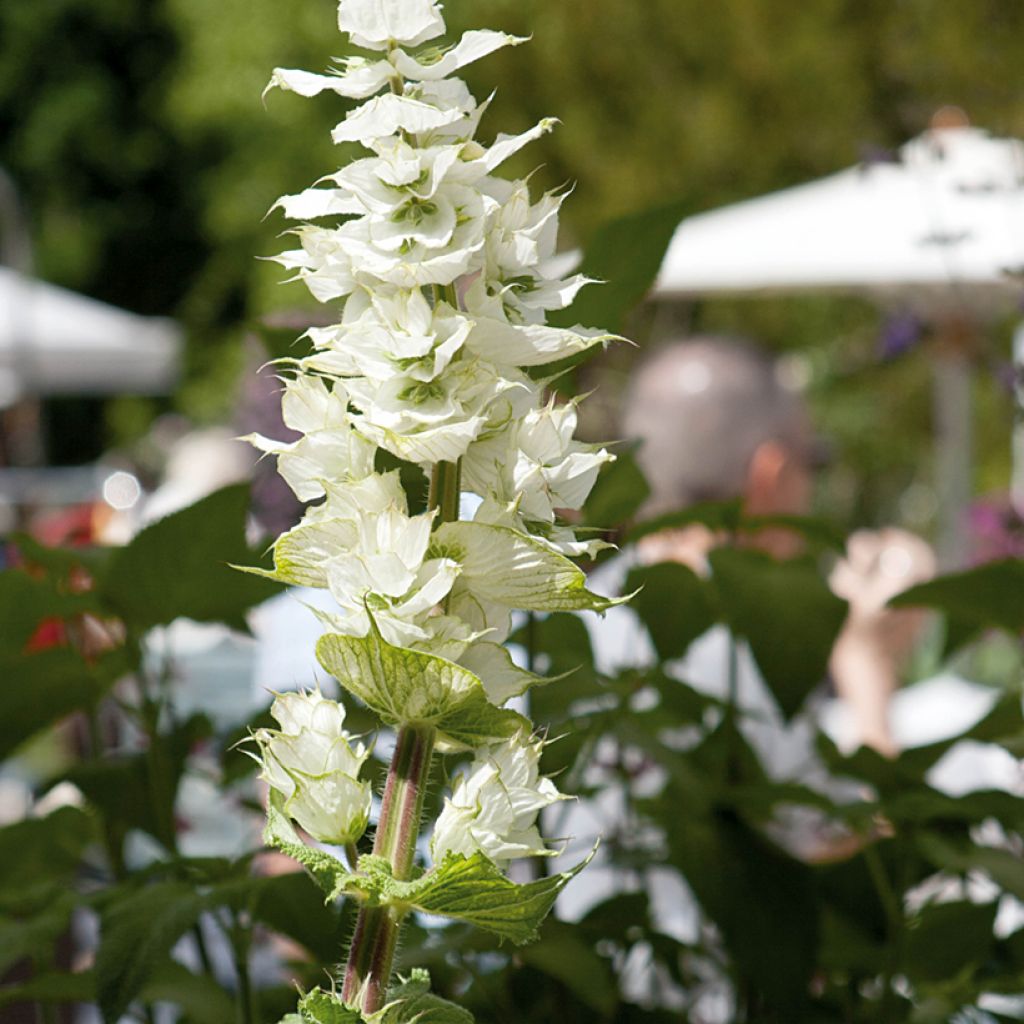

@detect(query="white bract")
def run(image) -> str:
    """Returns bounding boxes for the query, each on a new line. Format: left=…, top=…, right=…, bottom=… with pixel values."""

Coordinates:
left=431, top=732, right=567, bottom=867
left=254, top=691, right=372, bottom=845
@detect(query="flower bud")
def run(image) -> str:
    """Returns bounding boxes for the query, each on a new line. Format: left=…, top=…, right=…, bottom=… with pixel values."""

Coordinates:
left=430, top=731, right=566, bottom=868
left=255, top=691, right=372, bottom=846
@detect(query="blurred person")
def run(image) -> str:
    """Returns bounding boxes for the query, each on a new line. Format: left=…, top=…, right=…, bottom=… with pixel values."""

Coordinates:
left=548, top=338, right=976, bottom=1016
left=591, top=336, right=935, bottom=761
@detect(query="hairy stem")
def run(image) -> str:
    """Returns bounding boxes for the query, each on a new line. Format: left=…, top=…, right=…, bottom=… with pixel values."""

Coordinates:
left=342, top=452, right=458, bottom=1013
left=342, top=724, right=436, bottom=1011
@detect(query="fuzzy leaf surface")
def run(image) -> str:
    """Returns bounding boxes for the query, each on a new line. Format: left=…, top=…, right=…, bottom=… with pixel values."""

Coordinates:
left=316, top=623, right=526, bottom=750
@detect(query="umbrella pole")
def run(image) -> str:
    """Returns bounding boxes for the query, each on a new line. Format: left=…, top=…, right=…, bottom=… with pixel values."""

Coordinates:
left=931, top=324, right=974, bottom=569
left=1013, top=323, right=1024, bottom=519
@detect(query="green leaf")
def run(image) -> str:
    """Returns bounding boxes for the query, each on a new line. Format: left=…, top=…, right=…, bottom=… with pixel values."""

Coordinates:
left=550, top=197, right=695, bottom=334
left=904, top=900, right=998, bottom=983
left=435, top=521, right=624, bottom=614
left=371, top=969, right=474, bottom=1024
left=389, top=850, right=592, bottom=945
left=625, top=560, right=717, bottom=661
left=95, top=881, right=208, bottom=1023
left=140, top=961, right=236, bottom=1024
left=582, top=445, right=650, bottom=527
left=890, top=559, right=1024, bottom=634
left=263, top=790, right=360, bottom=900
left=244, top=869, right=349, bottom=965
left=62, top=712, right=211, bottom=848
left=299, top=988, right=362, bottom=1024
left=0, top=806, right=95, bottom=910
left=708, top=547, right=847, bottom=719
left=0, top=970, right=95, bottom=1008
left=0, top=648, right=103, bottom=760
left=516, top=920, right=618, bottom=1013
left=661, top=809, right=818, bottom=1016
left=0, top=566, right=92, bottom=655
left=0, top=891, right=79, bottom=974
left=316, top=622, right=527, bottom=751
left=101, top=484, right=282, bottom=631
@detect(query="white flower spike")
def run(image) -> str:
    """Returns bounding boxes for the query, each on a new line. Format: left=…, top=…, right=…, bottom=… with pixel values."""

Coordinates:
left=250, top=1, right=627, bottom=1016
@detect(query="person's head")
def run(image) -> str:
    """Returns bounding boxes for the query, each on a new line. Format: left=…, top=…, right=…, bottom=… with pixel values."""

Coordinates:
left=623, top=336, right=814, bottom=530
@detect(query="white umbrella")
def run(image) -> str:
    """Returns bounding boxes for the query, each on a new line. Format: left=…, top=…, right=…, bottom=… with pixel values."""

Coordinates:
left=653, top=123, right=1024, bottom=565
left=0, top=266, right=182, bottom=406
left=656, top=125, right=1024, bottom=306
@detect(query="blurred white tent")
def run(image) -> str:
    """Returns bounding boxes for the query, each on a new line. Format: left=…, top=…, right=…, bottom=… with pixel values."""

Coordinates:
left=0, top=266, right=182, bottom=408
left=657, top=125, right=1024, bottom=306
left=654, top=118, right=1024, bottom=564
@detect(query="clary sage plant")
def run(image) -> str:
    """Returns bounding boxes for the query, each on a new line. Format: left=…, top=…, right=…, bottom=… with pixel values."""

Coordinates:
left=247, top=1, right=623, bottom=1019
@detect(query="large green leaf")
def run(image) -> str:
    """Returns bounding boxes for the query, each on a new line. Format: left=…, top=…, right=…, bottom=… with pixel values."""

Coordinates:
left=904, top=900, right=998, bottom=983
left=140, top=961, right=236, bottom=1024
left=0, top=970, right=95, bottom=1008
left=0, top=806, right=95, bottom=911
left=662, top=808, right=819, bottom=1016
left=625, top=560, right=717, bottom=661
left=95, top=881, right=208, bottom=1023
left=390, top=851, right=591, bottom=946
left=0, top=566, right=95, bottom=655
left=516, top=920, right=618, bottom=1013
left=890, top=559, right=1024, bottom=634
left=316, top=622, right=527, bottom=750
left=101, top=484, right=281, bottom=631
left=0, top=891, right=79, bottom=974
left=549, top=198, right=695, bottom=334
left=582, top=445, right=650, bottom=528
left=244, top=870, right=350, bottom=966
left=708, top=547, right=847, bottom=719
left=0, top=647, right=103, bottom=760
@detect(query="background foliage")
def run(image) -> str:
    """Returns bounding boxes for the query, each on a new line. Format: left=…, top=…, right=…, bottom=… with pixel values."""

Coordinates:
left=2, top=2, right=1024, bottom=1021
left=2, top=0, right=1023, bottom=529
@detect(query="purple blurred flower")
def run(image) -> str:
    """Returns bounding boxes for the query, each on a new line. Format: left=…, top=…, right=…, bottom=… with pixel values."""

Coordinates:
left=877, top=311, right=924, bottom=361
left=968, top=495, right=1024, bottom=564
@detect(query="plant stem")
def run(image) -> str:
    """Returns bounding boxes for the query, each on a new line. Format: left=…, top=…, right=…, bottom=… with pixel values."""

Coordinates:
left=342, top=454, right=456, bottom=1013
left=231, top=916, right=254, bottom=1024
left=342, top=724, right=436, bottom=1011
left=428, top=460, right=461, bottom=526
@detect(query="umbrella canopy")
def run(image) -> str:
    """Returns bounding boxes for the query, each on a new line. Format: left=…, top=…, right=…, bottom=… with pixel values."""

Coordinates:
left=0, top=267, right=182, bottom=406
left=652, top=122, right=1024, bottom=567
left=655, top=126, right=1024, bottom=316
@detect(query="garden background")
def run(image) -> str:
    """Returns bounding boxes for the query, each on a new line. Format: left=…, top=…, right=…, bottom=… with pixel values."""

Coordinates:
left=2, top=2, right=1024, bottom=1022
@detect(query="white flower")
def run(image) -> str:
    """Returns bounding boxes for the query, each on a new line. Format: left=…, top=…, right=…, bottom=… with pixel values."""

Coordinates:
left=470, top=495, right=610, bottom=559
left=281, top=502, right=464, bottom=651
left=255, top=690, right=372, bottom=845
left=244, top=375, right=376, bottom=501
left=463, top=398, right=612, bottom=524
left=346, top=359, right=532, bottom=464
left=264, top=58, right=395, bottom=101
left=337, top=0, right=446, bottom=52
left=430, top=732, right=567, bottom=867
left=331, top=81, right=478, bottom=146
left=389, top=31, right=526, bottom=82
left=305, top=289, right=471, bottom=384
